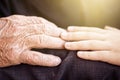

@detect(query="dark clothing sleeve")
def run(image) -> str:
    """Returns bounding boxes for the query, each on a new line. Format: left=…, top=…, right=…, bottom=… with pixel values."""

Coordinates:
left=0, top=0, right=11, bottom=17
left=0, top=0, right=32, bottom=17
left=0, top=49, right=120, bottom=80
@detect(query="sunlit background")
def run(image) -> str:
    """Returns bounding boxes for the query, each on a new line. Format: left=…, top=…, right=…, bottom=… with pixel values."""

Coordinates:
left=27, top=0, right=120, bottom=28
left=55, top=0, right=120, bottom=28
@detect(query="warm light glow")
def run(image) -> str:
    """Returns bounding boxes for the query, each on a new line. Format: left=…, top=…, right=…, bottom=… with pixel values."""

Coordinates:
left=60, top=0, right=120, bottom=28
left=30, top=0, right=120, bottom=28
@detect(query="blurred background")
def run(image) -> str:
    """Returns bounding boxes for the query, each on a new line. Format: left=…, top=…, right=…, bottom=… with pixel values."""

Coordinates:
left=41, top=0, right=120, bottom=29
left=5, top=0, right=120, bottom=29
left=58, top=0, right=120, bottom=28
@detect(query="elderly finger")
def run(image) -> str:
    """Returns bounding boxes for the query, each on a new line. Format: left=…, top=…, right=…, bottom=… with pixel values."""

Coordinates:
left=67, top=26, right=106, bottom=33
left=19, top=50, right=61, bottom=66
left=20, top=24, right=66, bottom=37
left=61, top=32, right=105, bottom=41
left=4, top=15, right=65, bottom=37
left=30, top=16, right=66, bottom=37
left=65, top=40, right=111, bottom=50
left=25, top=34, right=65, bottom=49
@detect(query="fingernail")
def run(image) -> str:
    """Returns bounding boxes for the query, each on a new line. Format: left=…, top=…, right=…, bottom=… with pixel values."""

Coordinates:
left=65, top=42, right=71, bottom=48
left=77, top=52, right=84, bottom=56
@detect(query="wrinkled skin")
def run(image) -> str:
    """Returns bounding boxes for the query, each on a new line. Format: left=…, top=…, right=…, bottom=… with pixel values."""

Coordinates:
left=0, top=15, right=65, bottom=67
left=61, top=26, right=120, bottom=66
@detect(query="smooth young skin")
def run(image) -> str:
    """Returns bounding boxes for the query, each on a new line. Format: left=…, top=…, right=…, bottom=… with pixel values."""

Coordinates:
left=61, top=26, right=120, bottom=66
left=0, top=15, right=65, bottom=67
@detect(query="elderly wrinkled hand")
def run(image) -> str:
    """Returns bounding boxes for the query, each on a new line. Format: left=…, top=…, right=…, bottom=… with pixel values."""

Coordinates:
left=0, top=15, right=65, bottom=67
left=61, top=26, right=120, bottom=66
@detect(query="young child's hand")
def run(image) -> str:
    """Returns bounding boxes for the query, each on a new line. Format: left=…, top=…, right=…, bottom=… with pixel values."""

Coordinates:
left=61, top=26, right=120, bottom=66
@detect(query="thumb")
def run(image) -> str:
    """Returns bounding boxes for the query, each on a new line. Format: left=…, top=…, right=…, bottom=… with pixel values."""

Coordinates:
left=19, top=50, right=61, bottom=67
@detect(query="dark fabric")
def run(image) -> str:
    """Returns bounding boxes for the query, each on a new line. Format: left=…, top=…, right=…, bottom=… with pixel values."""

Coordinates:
left=0, top=0, right=32, bottom=17
left=0, top=0, right=11, bottom=17
left=0, top=49, right=120, bottom=80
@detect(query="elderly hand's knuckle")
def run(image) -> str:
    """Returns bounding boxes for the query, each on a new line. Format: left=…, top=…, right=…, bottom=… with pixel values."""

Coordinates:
left=23, top=53, right=37, bottom=64
left=25, top=55, right=33, bottom=63
left=40, top=25, right=46, bottom=34
left=39, top=35, right=46, bottom=44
